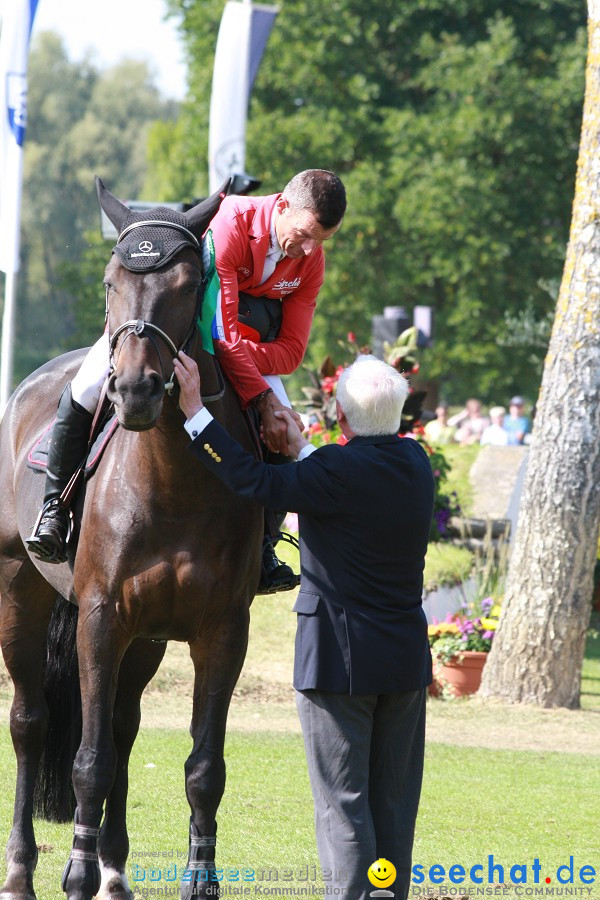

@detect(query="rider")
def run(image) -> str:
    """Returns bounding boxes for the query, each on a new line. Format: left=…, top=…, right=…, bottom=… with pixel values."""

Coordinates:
left=27, top=169, right=347, bottom=592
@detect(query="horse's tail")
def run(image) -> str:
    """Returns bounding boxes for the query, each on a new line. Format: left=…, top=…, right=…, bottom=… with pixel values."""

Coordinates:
left=33, top=594, right=81, bottom=822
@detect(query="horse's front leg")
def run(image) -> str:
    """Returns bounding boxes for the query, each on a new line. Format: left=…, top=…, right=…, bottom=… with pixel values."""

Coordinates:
left=61, top=603, right=129, bottom=900
left=0, top=564, right=56, bottom=900
left=96, top=638, right=167, bottom=900
left=181, top=607, right=251, bottom=900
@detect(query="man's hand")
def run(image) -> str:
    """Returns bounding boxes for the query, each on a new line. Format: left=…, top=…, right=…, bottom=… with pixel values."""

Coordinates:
left=274, top=409, right=309, bottom=459
left=173, top=352, right=204, bottom=420
left=256, top=391, right=304, bottom=456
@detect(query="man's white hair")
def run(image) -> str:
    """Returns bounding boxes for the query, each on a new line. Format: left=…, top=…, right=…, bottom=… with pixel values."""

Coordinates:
left=336, top=355, right=409, bottom=437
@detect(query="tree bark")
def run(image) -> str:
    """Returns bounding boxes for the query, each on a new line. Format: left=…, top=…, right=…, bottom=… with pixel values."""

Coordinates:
left=479, top=1, right=600, bottom=708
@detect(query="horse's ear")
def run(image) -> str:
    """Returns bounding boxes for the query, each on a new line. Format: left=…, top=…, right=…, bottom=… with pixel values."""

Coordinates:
left=95, top=176, right=129, bottom=233
left=184, top=179, right=232, bottom=239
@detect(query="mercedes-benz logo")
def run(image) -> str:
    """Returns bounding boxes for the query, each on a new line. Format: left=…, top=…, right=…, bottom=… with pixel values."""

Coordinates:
left=138, top=240, right=153, bottom=253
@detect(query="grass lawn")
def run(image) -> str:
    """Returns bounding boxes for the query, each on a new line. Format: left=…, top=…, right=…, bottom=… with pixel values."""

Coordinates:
left=1, top=726, right=599, bottom=898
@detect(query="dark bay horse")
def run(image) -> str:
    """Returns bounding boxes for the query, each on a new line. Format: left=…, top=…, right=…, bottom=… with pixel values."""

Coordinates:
left=0, top=179, right=263, bottom=899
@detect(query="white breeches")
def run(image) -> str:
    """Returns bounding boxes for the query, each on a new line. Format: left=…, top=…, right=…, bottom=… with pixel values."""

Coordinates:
left=70, top=333, right=291, bottom=413
left=71, top=334, right=110, bottom=413
left=263, top=374, right=291, bottom=409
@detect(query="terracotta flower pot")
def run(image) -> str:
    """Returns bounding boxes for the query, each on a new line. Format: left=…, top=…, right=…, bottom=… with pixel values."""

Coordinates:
left=430, top=650, right=488, bottom=698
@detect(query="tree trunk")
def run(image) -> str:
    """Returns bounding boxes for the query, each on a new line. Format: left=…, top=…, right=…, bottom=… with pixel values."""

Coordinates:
left=479, top=0, right=600, bottom=708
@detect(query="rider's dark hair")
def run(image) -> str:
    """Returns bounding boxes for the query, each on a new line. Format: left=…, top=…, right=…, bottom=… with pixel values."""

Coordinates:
left=282, top=169, right=347, bottom=230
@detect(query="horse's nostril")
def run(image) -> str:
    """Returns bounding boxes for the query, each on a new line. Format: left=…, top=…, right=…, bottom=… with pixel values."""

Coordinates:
left=149, top=372, right=164, bottom=397
left=107, top=372, right=119, bottom=402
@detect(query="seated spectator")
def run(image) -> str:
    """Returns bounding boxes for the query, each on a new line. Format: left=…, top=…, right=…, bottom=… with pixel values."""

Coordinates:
left=480, top=406, right=509, bottom=446
left=424, top=402, right=457, bottom=445
left=449, top=398, right=489, bottom=445
left=504, top=396, right=531, bottom=445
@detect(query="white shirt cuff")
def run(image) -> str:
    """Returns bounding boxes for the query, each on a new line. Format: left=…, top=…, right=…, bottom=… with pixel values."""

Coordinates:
left=184, top=407, right=214, bottom=439
left=298, top=443, right=317, bottom=461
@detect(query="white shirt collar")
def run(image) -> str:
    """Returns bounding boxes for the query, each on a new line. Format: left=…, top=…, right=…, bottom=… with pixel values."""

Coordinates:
left=269, top=208, right=284, bottom=260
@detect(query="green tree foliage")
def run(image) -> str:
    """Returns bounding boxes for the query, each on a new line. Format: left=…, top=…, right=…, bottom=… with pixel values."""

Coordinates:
left=6, top=32, right=178, bottom=384
left=161, top=0, right=586, bottom=403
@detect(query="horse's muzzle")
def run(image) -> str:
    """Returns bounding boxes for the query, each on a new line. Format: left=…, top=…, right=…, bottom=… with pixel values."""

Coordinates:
left=107, top=370, right=165, bottom=431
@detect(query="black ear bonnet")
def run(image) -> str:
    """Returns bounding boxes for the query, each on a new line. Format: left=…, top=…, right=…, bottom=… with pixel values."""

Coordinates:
left=94, top=175, right=231, bottom=273
left=113, top=207, right=201, bottom=272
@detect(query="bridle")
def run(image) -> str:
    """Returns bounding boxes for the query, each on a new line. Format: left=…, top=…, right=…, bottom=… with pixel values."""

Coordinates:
left=106, top=221, right=225, bottom=403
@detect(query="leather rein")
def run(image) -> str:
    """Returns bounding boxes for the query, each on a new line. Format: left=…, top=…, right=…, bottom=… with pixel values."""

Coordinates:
left=106, top=221, right=225, bottom=404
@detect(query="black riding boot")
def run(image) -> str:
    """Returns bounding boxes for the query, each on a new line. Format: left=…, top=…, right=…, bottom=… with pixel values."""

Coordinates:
left=26, top=384, right=93, bottom=564
left=257, top=510, right=301, bottom=594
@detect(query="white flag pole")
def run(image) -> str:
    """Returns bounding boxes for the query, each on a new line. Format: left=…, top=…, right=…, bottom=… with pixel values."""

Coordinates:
left=0, top=271, right=18, bottom=416
left=0, top=0, right=39, bottom=415
left=208, top=0, right=278, bottom=194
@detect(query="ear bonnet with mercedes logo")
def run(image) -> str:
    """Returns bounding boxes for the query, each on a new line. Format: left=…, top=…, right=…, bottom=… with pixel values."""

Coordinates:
left=95, top=175, right=230, bottom=272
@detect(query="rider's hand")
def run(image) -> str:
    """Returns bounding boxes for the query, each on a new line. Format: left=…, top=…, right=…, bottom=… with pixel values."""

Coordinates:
left=257, top=392, right=303, bottom=456
left=173, top=352, right=203, bottom=420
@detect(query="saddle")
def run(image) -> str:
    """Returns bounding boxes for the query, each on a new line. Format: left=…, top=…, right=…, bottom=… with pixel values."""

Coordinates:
left=237, top=292, right=283, bottom=344
left=27, top=413, right=119, bottom=478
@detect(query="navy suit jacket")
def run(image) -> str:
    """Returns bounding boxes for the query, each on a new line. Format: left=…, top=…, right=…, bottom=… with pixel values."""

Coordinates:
left=190, top=420, right=434, bottom=694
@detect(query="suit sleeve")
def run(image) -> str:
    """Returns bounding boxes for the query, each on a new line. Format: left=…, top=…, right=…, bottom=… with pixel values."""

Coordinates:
left=189, top=419, right=346, bottom=516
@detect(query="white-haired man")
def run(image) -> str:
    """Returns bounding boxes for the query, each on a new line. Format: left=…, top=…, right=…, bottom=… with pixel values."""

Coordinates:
left=174, top=351, right=434, bottom=900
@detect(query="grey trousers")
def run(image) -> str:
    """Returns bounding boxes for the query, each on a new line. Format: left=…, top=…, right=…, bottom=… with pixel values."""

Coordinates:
left=296, top=688, right=426, bottom=900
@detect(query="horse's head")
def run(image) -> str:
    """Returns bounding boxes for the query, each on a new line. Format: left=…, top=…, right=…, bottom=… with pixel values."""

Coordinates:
left=96, top=177, right=228, bottom=430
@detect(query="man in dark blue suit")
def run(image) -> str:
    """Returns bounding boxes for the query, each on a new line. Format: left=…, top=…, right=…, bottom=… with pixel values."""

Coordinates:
left=174, top=351, right=434, bottom=900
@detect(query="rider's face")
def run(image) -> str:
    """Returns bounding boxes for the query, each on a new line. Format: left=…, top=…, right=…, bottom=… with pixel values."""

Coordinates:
left=274, top=197, right=340, bottom=259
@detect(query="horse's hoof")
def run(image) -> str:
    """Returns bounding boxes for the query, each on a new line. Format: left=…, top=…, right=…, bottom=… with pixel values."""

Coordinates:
left=96, top=862, right=132, bottom=898
left=0, top=870, right=37, bottom=900
left=0, top=891, right=37, bottom=900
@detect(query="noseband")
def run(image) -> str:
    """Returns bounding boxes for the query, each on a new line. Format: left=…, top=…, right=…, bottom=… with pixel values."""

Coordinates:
left=107, top=222, right=225, bottom=403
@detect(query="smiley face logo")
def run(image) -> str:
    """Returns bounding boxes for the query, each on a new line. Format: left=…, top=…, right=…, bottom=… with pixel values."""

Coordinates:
left=367, top=858, right=396, bottom=889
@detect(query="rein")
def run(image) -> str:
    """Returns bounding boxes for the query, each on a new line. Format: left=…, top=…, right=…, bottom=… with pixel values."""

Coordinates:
left=106, top=224, right=226, bottom=405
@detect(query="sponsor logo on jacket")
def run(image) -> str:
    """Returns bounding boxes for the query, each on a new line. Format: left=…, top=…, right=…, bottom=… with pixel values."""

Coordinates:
left=273, top=276, right=301, bottom=292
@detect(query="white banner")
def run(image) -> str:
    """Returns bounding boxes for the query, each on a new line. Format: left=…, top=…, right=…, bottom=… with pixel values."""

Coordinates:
left=208, top=0, right=278, bottom=193
left=0, top=0, right=39, bottom=274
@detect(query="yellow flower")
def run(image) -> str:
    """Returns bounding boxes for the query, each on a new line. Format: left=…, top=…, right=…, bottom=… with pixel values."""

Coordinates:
left=490, top=604, right=502, bottom=618
left=480, top=617, right=498, bottom=630
left=428, top=622, right=460, bottom=636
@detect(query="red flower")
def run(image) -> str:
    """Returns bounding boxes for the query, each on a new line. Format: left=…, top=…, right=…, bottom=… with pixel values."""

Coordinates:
left=347, top=331, right=357, bottom=343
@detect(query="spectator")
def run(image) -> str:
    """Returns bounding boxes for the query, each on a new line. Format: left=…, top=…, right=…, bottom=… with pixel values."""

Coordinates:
left=448, top=398, right=489, bottom=445
left=480, top=406, right=509, bottom=446
left=424, top=402, right=456, bottom=445
left=504, top=396, right=531, bottom=445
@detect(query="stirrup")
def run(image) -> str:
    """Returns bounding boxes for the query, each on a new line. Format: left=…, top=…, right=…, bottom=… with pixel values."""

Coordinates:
left=26, top=499, right=73, bottom=564
left=258, top=571, right=301, bottom=594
